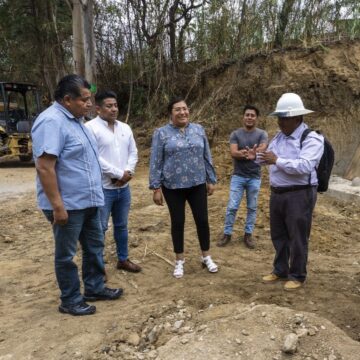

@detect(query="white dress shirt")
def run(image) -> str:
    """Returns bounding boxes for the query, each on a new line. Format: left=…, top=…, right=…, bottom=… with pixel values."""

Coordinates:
left=85, top=116, right=138, bottom=189
left=267, top=122, right=324, bottom=187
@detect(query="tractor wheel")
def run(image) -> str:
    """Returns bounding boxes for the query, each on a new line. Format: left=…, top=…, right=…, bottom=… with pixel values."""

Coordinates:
left=19, top=154, right=33, bottom=162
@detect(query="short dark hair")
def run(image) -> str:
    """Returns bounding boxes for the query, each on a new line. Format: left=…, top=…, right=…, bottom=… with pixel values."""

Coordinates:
left=95, top=90, right=117, bottom=106
left=54, top=74, right=91, bottom=101
left=243, top=105, right=260, bottom=117
left=167, top=96, right=187, bottom=114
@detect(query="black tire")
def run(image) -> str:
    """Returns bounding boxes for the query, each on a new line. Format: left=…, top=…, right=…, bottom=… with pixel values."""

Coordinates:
left=19, top=154, right=33, bottom=162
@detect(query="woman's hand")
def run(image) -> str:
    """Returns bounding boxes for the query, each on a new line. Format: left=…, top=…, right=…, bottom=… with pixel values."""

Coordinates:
left=153, top=189, right=164, bottom=206
left=206, top=183, right=215, bottom=196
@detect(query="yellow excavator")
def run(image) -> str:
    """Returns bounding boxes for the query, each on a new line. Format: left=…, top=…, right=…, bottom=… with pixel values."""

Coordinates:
left=0, top=82, right=41, bottom=161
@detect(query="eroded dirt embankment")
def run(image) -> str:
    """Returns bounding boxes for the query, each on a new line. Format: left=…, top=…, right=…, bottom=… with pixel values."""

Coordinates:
left=1, top=41, right=360, bottom=359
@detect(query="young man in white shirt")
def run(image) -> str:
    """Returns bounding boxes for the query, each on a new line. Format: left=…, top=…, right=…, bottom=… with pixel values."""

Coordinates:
left=86, top=90, right=141, bottom=273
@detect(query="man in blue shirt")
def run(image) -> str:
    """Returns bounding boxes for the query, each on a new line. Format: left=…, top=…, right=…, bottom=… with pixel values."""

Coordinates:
left=251, top=93, right=324, bottom=291
left=32, top=75, right=123, bottom=316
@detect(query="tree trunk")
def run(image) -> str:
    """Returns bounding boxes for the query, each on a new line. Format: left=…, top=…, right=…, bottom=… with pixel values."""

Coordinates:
left=72, top=0, right=85, bottom=76
left=71, top=0, right=96, bottom=84
left=274, top=0, right=296, bottom=49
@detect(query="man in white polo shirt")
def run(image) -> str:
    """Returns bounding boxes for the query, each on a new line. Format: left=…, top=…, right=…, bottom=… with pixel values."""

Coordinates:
left=86, top=90, right=141, bottom=273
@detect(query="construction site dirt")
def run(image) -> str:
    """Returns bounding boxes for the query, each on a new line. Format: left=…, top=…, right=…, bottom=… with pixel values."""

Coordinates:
left=0, top=160, right=359, bottom=359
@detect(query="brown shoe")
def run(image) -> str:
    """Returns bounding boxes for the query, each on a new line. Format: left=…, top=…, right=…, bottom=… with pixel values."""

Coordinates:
left=243, top=233, right=255, bottom=249
left=217, top=234, right=231, bottom=247
left=284, top=280, right=303, bottom=291
left=117, top=259, right=142, bottom=273
left=262, top=273, right=287, bottom=283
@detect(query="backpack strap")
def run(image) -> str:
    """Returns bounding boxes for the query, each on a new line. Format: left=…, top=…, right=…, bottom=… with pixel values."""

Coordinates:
left=300, top=128, right=313, bottom=185
left=300, top=128, right=312, bottom=149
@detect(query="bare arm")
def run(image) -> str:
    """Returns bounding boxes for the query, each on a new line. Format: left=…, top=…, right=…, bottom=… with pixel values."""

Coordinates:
left=36, top=153, right=68, bottom=225
left=230, top=143, right=248, bottom=160
left=257, top=142, right=268, bottom=152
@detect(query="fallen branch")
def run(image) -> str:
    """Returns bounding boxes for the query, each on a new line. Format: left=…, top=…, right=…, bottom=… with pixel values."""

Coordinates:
left=150, top=251, right=173, bottom=266
left=142, top=241, right=148, bottom=260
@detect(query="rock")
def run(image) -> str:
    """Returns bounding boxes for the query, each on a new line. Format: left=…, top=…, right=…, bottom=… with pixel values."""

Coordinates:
left=294, top=313, right=304, bottom=325
left=296, top=328, right=309, bottom=337
left=241, top=329, right=249, bottom=336
left=198, top=324, right=207, bottom=332
left=351, top=177, right=360, bottom=187
left=127, top=333, right=140, bottom=346
left=148, top=350, right=158, bottom=359
left=328, top=355, right=337, bottom=360
left=320, top=325, right=326, bottom=330
left=0, top=356, right=14, bottom=360
left=181, top=338, right=189, bottom=344
left=177, top=300, right=184, bottom=307
left=235, top=338, right=242, bottom=344
left=173, top=320, right=184, bottom=330
left=179, top=326, right=191, bottom=333
left=308, top=328, right=317, bottom=336
left=282, top=333, right=298, bottom=354
left=147, top=325, right=162, bottom=344
left=261, top=312, right=267, bottom=317
left=270, top=335, right=276, bottom=341
left=73, top=351, right=82, bottom=359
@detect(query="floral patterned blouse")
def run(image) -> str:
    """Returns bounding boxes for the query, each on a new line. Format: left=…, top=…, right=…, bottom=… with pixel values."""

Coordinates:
left=149, top=122, right=217, bottom=189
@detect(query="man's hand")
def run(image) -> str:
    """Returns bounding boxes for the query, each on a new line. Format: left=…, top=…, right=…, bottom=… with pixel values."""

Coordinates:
left=245, top=144, right=258, bottom=160
left=53, top=205, right=69, bottom=225
left=238, top=149, right=248, bottom=159
left=121, top=170, right=133, bottom=183
left=153, top=189, right=164, bottom=206
left=257, top=151, right=278, bottom=165
left=206, top=183, right=215, bottom=196
left=114, top=170, right=133, bottom=187
left=36, top=153, right=67, bottom=224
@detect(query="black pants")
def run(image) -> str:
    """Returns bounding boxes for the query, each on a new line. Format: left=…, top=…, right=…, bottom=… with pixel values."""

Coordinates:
left=270, top=186, right=317, bottom=282
left=162, top=183, right=210, bottom=254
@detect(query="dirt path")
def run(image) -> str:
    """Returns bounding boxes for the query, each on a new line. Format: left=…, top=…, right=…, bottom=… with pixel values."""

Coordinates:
left=0, top=162, right=359, bottom=359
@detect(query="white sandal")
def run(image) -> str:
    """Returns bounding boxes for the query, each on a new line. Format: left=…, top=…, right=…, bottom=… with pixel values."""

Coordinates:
left=201, top=255, right=218, bottom=273
left=173, top=259, right=185, bottom=278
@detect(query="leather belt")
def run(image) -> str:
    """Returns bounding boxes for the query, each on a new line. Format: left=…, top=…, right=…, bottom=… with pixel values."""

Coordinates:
left=270, top=185, right=313, bottom=194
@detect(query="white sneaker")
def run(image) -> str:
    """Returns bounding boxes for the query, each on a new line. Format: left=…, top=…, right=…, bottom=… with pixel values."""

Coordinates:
left=201, top=255, right=218, bottom=273
left=173, top=259, right=185, bottom=278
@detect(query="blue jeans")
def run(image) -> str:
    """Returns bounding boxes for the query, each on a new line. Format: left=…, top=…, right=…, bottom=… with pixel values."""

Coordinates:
left=43, top=207, right=105, bottom=306
left=224, top=175, right=261, bottom=235
left=100, top=186, right=131, bottom=261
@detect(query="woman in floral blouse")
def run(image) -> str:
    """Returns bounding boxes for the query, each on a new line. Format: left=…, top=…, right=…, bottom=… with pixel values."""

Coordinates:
left=149, top=96, right=218, bottom=278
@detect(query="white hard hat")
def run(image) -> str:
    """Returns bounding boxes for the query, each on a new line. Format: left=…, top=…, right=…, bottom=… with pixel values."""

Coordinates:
left=270, top=93, right=314, bottom=117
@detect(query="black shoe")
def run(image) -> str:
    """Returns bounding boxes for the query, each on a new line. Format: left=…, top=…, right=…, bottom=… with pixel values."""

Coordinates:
left=83, top=287, right=123, bottom=302
left=58, top=301, right=96, bottom=316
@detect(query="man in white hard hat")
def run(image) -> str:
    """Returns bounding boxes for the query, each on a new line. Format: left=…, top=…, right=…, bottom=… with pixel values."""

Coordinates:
left=249, top=93, right=324, bottom=290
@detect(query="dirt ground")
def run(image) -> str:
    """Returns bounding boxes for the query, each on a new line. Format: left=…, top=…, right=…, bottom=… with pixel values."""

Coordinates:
left=0, top=157, right=359, bottom=360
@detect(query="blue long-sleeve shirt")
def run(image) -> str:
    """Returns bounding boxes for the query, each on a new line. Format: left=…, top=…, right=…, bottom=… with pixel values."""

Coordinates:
left=149, top=123, right=217, bottom=189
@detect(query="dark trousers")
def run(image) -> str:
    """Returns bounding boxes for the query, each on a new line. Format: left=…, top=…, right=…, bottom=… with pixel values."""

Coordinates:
left=162, top=184, right=210, bottom=254
left=270, top=187, right=317, bottom=282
